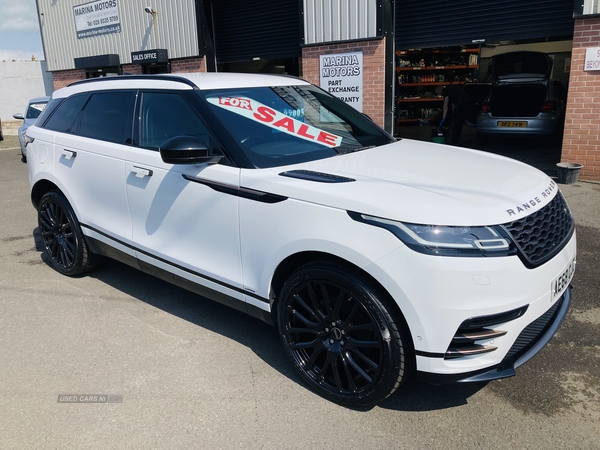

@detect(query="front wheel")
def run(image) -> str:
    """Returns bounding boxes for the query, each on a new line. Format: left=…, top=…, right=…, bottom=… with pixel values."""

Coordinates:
left=277, top=261, right=412, bottom=407
left=38, top=191, right=97, bottom=276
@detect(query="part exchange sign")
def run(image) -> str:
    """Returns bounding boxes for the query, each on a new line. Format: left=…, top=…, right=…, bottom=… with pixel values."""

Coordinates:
left=74, top=0, right=121, bottom=39
left=320, top=52, right=363, bottom=112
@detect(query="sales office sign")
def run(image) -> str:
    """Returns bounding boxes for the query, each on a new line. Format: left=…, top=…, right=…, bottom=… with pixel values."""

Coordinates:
left=320, top=52, right=363, bottom=112
left=73, top=0, right=121, bottom=39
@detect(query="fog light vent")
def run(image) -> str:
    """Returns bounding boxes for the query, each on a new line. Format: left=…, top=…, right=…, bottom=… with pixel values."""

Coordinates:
left=445, top=305, right=529, bottom=359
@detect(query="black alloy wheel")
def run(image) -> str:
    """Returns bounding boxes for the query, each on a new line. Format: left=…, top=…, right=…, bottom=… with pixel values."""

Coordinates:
left=278, top=262, right=411, bottom=407
left=38, top=191, right=96, bottom=276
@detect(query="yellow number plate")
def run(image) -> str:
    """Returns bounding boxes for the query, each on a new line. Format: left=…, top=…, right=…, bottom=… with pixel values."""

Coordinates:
left=498, top=121, right=527, bottom=127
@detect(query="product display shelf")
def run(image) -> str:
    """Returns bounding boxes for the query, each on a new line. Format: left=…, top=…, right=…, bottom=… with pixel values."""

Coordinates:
left=395, top=46, right=480, bottom=126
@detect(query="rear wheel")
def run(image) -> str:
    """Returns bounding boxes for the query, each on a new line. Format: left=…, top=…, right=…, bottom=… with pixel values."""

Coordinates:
left=38, top=191, right=97, bottom=276
left=277, top=261, right=411, bottom=407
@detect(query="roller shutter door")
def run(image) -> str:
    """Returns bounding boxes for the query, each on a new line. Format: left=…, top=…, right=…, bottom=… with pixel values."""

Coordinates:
left=395, top=0, right=575, bottom=50
left=212, top=0, right=301, bottom=63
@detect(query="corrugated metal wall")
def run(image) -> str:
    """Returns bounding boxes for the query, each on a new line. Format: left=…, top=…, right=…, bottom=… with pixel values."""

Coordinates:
left=212, top=0, right=301, bottom=63
left=38, top=0, right=200, bottom=71
left=395, top=0, right=575, bottom=50
left=579, top=0, right=599, bottom=16
left=303, top=0, right=381, bottom=45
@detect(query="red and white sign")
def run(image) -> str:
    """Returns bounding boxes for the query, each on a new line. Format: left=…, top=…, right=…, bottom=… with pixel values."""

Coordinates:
left=208, top=96, right=343, bottom=148
left=30, top=103, right=47, bottom=112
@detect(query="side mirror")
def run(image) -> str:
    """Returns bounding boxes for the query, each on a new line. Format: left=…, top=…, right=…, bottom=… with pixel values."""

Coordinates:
left=159, top=135, right=223, bottom=165
left=13, top=113, right=24, bottom=120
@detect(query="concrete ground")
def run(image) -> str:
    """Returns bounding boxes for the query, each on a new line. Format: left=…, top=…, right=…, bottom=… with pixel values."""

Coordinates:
left=0, top=135, right=20, bottom=149
left=0, top=139, right=598, bottom=449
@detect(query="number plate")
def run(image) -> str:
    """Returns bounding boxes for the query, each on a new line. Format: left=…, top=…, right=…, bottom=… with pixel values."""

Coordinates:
left=551, top=255, right=576, bottom=302
left=498, top=121, right=527, bottom=127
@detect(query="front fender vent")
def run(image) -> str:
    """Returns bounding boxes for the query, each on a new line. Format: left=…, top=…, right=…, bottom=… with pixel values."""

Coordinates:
left=279, top=170, right=355, bottom=183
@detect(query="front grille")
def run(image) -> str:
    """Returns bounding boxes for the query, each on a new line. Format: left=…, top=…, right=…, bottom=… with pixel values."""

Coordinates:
left=504, top=296, right=563, bottom=360
left=502, top=192, right=574, bottom=268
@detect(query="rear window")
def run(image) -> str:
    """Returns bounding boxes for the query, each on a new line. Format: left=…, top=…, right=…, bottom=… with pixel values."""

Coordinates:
left=43, top=94, right=89, bottom=133
left=489, top=84, right=547, bottom=117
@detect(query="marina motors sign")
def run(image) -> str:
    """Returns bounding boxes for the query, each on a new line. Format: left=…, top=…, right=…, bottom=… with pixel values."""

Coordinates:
left=73, top=0, right=121, bottom=39
left=319, top=52, right=363, bottom=112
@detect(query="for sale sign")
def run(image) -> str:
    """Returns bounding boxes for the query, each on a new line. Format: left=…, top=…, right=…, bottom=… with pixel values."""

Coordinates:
left=73, top=0, right=121, bottom=39
left=319, top=52, right=363, bottom=112
left=208, top=97, right=343, bottom=148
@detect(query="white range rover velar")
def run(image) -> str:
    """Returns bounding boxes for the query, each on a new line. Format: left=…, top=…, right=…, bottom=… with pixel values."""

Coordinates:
left=25, top=73, right=576, bottom=407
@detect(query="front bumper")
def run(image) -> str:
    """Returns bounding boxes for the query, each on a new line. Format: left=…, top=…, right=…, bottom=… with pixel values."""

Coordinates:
left=365, top=229, right=576, bottom=377
left=416, top=286, right=571, bottom=384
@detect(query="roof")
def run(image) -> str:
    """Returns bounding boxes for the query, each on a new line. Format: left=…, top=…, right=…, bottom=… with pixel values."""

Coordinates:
left=54, top=73, right=310, bottom=99
left=28, top=96, right=51, bottom=103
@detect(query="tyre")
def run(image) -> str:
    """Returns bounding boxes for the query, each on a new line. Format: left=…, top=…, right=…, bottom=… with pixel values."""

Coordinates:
left=277, top=261, right=411, bottom=407
left=38, top=191, right=97, bottom=276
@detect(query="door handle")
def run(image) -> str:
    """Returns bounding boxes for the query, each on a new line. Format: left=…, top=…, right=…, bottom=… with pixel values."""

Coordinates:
left=61, top=149, right=77, bottom=160
left=131, top=166, right=153, bottom=178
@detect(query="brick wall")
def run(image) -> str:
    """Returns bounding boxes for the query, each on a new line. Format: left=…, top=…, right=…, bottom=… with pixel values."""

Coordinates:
left=302, top=38, right=386, bottom=128
left=51, top=57, right=207, bottom=91
left=122, top=64, right=143, bottom=75
left=171, top=57, right=206, bottom=73
left=52, top=69, right=86, bottom=90
left=562, top=18, right=600, bottom=181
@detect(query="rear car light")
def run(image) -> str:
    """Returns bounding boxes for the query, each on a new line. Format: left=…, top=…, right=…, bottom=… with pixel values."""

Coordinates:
left=541, top=101, right=557, bottom=113
left=480, top=102, right=490, bottom=113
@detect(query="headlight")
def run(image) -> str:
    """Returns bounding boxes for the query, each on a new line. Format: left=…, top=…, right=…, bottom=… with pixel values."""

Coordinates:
left=348, top=212, right=515, bottom=257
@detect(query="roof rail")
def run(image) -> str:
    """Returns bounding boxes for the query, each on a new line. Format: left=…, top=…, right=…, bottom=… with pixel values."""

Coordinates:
left=67, top=74, right=198, bottom=89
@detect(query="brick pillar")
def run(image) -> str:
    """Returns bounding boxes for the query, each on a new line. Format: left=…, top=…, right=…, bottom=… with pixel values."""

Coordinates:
left=171, top=57, right=207, bottom=73
left=302, top=38, right=387, bottom=129
left=52, top=69, right=86, bottom=90
left=121, top=64, right=143, bottom=75
left=562, top=18, right=600, bottom=181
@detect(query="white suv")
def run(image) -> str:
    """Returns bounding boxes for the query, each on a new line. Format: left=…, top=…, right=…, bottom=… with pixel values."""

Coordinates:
left=26, top=73, right=576, bottom=407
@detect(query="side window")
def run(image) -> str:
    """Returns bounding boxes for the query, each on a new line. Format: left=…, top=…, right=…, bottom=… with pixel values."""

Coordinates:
left=43, top=95, right=89, bottom=133
left=140, top=92, right=211, bottom=150
left=79, top=91, right=135, bottom=145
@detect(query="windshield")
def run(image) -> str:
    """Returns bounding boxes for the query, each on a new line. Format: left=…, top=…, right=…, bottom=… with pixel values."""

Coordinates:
left=26, top=102, right=48, bottom=120
left=200, top=85, right=394, bottom=168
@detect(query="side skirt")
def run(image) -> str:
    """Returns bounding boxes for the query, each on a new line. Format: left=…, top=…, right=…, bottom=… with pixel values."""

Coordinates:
left=85, top=236, right=274, bottom=326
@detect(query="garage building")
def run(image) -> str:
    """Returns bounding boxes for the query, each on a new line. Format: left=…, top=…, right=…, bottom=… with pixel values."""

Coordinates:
left=35, top=0, right=599, bottom=181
